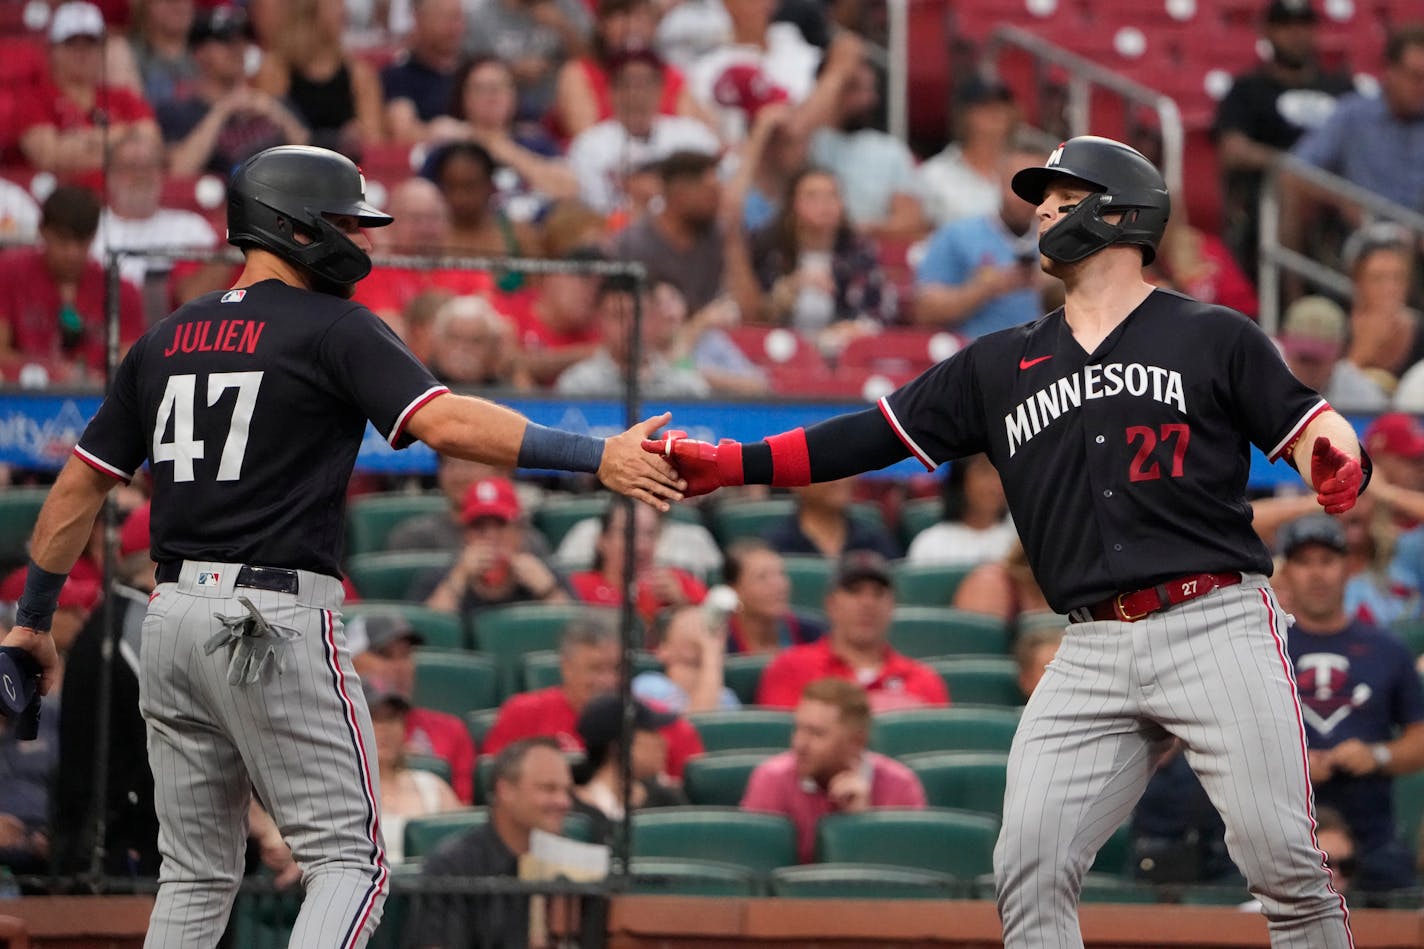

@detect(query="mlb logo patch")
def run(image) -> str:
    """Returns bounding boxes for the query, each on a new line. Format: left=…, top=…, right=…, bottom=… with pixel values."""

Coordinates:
left=220, top=289, right=247, bottom=304
left=197, top=572, right=221, bottom=588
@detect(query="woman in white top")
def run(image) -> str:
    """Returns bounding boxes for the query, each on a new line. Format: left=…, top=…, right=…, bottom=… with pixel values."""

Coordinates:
left=906, top=453, right=1016, bottom=566
left=367, top=680, right=461, bottom=865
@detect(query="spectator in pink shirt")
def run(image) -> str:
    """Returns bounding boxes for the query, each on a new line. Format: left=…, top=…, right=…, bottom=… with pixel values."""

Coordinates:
left=740, top=677, right=925, bottom=862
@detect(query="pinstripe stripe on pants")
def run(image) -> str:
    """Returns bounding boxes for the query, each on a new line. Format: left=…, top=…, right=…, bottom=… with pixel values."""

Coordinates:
left=139, top=562, right=388, bottom=949
left=994, top=575, right=1353, bottom=949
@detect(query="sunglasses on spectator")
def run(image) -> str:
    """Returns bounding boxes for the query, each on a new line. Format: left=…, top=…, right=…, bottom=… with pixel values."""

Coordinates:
left=1325, top=855, right=1356, bottom=878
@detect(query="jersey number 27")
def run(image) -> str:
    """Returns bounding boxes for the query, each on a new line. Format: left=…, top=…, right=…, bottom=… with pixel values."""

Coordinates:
left=152, top=372, right=264, bottom=482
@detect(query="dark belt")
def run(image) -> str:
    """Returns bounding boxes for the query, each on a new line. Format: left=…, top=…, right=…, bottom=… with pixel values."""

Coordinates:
left=155, top=562, right=300, bottom=596
left=1070, top=571, right=1242, bottom=624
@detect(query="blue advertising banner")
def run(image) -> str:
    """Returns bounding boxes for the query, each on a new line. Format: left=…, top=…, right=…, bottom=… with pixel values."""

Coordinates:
left=0, top=390, right=1318, bottom=487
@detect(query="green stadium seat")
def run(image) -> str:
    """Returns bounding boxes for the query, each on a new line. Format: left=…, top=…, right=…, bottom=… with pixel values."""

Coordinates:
left=532, top=495, right=701, bottom=550
left=404, top=808, right=488, bottom=860
left=406, top=754, right=454, bottom=784
left=345, top=551, right=454, bottom=601
left=1077, top=872, right=1160, bottom=904
left=1394, top=769, right=1424, bottom=854
left=815, top=808, right=1000, bottom=879
left=686, top=709, right=794, bottom=753
left=770, top=863, right=962, bottom=900
left=0, top=487, right=47, bottom=566
left=630, top=807, right=797, bottom=874
left=404, top=807, right=592, bottom=858
left=471, top=602, right=626, bottom=698
left=464, top=708, right=499, bottom=752
left=627, top=858, right=762, bottom=896
left=681, top=751, right=773, bottom=806
left=889, top=607, right=1012, bottom=658
left=343, top=601, right=467, bottom=650
left=1392, top=618, right=1424, bottom=657
left=532, top=495, right=613, bottom=549
left=522, top=649, right=660, bottom=692
left=870, top=706, right=1022, bottom=757
left=709, top=498, right=797, bottom=546
left=1090, top=821, right=1133, bottom=876
left=783, top=556, right=836, bottom=611
left=346, top=492, right=449, bottom=556
left=723, top=654, right=773, bottom=706
left=902, top=752, right=1009, bottom=817
left=893, top=561, right=976, bottom=607
left=925, top=656, right=1023, bottom=706
left=413, top=650, right=499, bottom=716
left=897, top=498, right=942, bottom=548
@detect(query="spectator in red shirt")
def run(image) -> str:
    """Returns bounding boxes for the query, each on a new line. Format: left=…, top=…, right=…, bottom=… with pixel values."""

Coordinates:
left=356, top=177, right=496, bottom=325
left=741, top=677, right=926, bottom=862
left=757, top=551, right=948, bottom=711
left=349, top=612, right=479, bottom=803
left=568, top=500, right=706, bottom=624
left=19, top=2, right=159, bottom=180
left=0, top=185, right=145, bottom=383
left=506, top=245, right=604, bottom=387
left=481, top=616, right=704, bottom=778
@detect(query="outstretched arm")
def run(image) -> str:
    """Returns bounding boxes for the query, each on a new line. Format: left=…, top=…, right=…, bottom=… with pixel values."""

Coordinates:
left=406, top=393, right=685, bottom=509
left=644, top=407, right=910, bottom=496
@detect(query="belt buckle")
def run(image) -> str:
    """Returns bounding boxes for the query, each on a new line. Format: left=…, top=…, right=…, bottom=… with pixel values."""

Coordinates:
left=1115, top=592, right=1150, bottom=622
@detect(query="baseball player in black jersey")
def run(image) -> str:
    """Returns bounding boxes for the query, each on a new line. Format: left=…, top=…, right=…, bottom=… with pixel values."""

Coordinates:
left=645, top=136, right=1365, bottom=947
left=0, top=145, right=684, bottom=949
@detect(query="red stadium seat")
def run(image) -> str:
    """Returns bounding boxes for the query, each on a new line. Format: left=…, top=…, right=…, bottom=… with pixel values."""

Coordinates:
left=838, top=329, right=963, bottom=376
left=725, top=325, right=828, bottom=373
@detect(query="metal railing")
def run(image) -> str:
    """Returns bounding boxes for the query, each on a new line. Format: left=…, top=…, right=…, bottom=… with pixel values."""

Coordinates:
left=980, top=25, right=1185, bottom=199
left=1257, top=155, right=1424, bottom=331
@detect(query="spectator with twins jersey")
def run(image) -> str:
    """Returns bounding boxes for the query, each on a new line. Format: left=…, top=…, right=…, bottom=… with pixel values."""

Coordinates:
left=1278, top=514, right=1424, bottom=897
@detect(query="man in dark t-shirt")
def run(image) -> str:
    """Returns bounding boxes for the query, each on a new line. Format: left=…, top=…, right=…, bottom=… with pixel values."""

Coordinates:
left=1212, top=0, right=1354, bottom=273
left=411, top=738, right=574, bottom=949
left=381, top=0, right=465, bottom=142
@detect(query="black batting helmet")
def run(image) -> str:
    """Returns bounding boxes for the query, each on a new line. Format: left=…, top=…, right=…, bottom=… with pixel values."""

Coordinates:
left=227, top=146, right=392, bottom=293
left=1011, top=135, right=1170, bottom=265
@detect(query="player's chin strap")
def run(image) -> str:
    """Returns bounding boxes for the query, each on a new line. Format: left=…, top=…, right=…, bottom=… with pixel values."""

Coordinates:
left=204, top=596, right=300, bottom=687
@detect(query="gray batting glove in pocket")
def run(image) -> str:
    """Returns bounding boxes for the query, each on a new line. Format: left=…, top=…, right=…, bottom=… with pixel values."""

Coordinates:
left=205, top=596, right=300, bottom=686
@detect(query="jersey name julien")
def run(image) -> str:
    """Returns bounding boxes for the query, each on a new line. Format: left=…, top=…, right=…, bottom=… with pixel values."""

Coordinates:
left=881, top=288, right=1325, bottom=612
left=75, top=280, right=447, bottom=578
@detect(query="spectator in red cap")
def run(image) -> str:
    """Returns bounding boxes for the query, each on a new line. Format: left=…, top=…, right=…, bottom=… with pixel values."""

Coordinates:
left=17, top=1, right=159, bottom=179
left=1363, top=413, right=1424, bottom=500
left=416, top=476, right=567, bottom=615
left=757, top=551, right=948, bottom=711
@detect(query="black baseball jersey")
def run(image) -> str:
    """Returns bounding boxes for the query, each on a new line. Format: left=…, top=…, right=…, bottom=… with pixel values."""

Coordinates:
left=75, top=280, right=448, bottom=577
left=880, top=288, right=1324, bottom=613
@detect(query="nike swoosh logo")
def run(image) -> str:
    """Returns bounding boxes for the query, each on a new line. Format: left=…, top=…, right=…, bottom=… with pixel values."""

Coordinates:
left=1019, top=355, right=1053, bottom=370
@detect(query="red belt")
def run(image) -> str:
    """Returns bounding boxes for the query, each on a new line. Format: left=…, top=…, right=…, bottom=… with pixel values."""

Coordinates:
left=1071, top=572, right=1242, bottom=624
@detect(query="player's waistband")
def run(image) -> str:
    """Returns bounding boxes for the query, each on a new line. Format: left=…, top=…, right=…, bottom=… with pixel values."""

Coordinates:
left=155, top=560, right=344, bottom=609
left=1068, top=571, right=1243, bottom=624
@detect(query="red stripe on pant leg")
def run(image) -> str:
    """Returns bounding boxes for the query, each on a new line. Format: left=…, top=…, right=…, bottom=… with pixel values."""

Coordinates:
left=321, top=609, right=389, bottom=948
left=1258, top=588, right=1354, bottom=948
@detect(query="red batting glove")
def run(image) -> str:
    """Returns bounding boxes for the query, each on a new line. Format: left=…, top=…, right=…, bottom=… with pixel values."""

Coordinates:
left=641, top=431, right=745, bottom=498
left=1310, top=436, right=1364, bottom=515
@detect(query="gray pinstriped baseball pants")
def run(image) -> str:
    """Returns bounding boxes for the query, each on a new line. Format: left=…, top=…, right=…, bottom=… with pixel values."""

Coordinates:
left=995, top=575, right=1354, bottom=949
left=139, top=561, right=387, bottom=949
